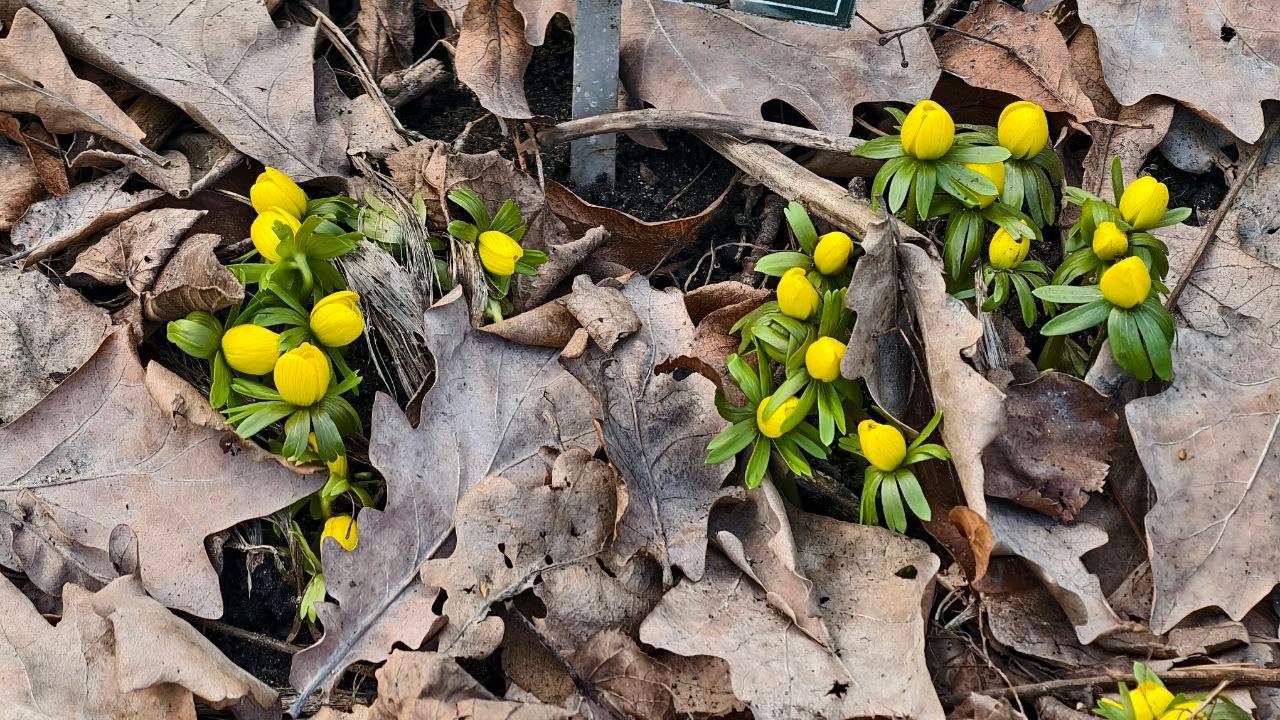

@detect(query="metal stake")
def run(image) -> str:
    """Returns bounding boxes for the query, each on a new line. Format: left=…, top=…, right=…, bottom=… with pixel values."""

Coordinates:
left=569, top=0, right=622, bottom=188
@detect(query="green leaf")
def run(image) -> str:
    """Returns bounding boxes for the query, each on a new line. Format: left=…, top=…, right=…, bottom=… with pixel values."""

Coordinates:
left=236, top=402, right=295, bottom=438
left=1033, top=284, right=1104, bottom=304
left=897, top=470, right=931, bottom=522
left=167, top=314, right=223, bottom=360
left=447, top=188, right=491, bottom=228
left=1153, top=206, right=1192, bottom=228
left=1031, top=146, right=1065, bottom=183
left=860, top=468, right=883, bottom=525
left=1030, top=165, right=1057, bottom=226
left=1108, top=309, right=1152, bottom=381
left=936, top=162, right=982, bottom=207
left=491, top=200, right=523, bottom=234
left=754, top=251, right=813, bottom=277
left=1040, top=299, right=1110, bottom=335
left=283, top=408, right=313, bottom=461
left=311, top=410, right=344, bottom=463
left=1051, top=248, right=1102, bottom=286
left=231, top=378, right=281, bottom=401
left=790, top=421, right=827, bottom=459
left=744, top=437, right=770, bottom=489
left=913, top=163, right=936, bottom=219
left=447, top=220, right=478, bottom=243
left=884, top=107, right=908, bottom=125
left=852, top=135, right=906, bottom=160
left=210, top=353, right=231, bottom=409
left=881, top=476, right=907, bottom=532
left=905, top=444, right=951, bottom=464
left=706, top=419, right=757, bottom=465
left=908, top=410, right=943, bottom=451
left=870, top=156, right=910, bottom=206
left=765, top=369, right=809, bottom=417
left=943, top=210, right=983, bottom=282
left=783, top=201, right=818, bottom=252
left=1000, top=160, right=1025, bottom=212
left=319, top=394, right=363, bottom=435
left=888, top=160, right=917, bottom=213
left=1110, top=156, right=1125, bottom=205
left=948, top=162, right=998, bottom=197
left=725, top=354, right=761, bottom=402
left=774, top=436, right=813, bottom=477
left=1010, top=272, right=1038, bottom=327
left=943, top=145, right=1010, bottom=163
left=983, top=272, right=1009, bottom=312
left=253, top=306, right=308, bottom=328
left=1135, top=307, right=1174, bottom=381
left=305, top=232, right=359, bottom=261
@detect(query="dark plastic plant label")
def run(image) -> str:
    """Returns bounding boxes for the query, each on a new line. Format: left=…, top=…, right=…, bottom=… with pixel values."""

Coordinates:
left=730, top=0, right=855, bottom=27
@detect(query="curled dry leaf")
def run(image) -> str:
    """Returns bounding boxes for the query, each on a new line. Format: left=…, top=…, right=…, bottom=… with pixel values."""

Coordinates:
left=0, top=329, right=322, bottom=616
left=516, top=0, right=938, bottom=137
left=936, top=0, right=1099, bottom=124
left=563, top=275, right=641, bottom=353
left=664, top=280, right=770, bottom=403
left=28, top=0, right=349, bottom=180
left=454, top=0, right=534, bottom=118
left=0, top=574, right=278, bottom=719
left=289, top=287, right=595, bottom=712
left=1127, top=318, right=1280, bottom=633
left=0, top=112, right=70, bottom=196
left=0, top=144, right=44, bottom=231
left=10, top=168, right=165, bottom=269
left=562, top=275, right=732, bottom=585
left=0, top=265, right=111, bottom=427
left=71, top=133, right=244, bottom=200
left=68, top=208, right=207, bottom=293
left=3, top=490, right=119, bottom=594
left=640, top=512, right=943, bottom=720
left=314, top=59, right=407, bottom=160
left=362, top=651, right=576, bottom=720
left=0, top=8, right=157, bottom=163
left=1078, top=0, right=1280, bottom=142
left=141, top=233, right=246, bottom=322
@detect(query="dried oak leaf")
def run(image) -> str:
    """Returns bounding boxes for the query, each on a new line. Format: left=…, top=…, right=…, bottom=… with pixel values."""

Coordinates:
left=563, top=275, right=640, bottom=353
left=453, top=0, right=534, bottom=118
left=640, top=511, right=943, bottom=720
left=561, top=275, right=732, bottom=585
left=666, top=280, right=770, bottom=404
left=570, top=629, right=676, bottom=720
left=365, top=650, right=577, bottom=720
left=68, top=208, right=206, bottom=293
left=27, top=0, right=348, bottom=180
left=516, top=0, right=938, bottom=137
left=0, top=265, right=110, bottom=427
left=288, top=288, right=595, bottom=712
left=984, top=581, right=1116, bottom=669
left=72, top=133, right=244, bottom=200
left=355, top=0, right=416, bottom=78
left=141, top=233, right=246, bottom=322
left=936, top=0, right=1099, bottom=123
left=10, top=168, right=164, bottom=269
left=1077, top=0, right=1280, bottom=142
left=1127, top=319, right=1280, bottom=633
left=0, top=144, right=44, bottom=230
left=0, top=574, right=278, bottom=719
left=0, top=9, right=156, bottom=162
left=0, top=329, right=322, bottom=616
left=0, top=112, right=70, bottom=196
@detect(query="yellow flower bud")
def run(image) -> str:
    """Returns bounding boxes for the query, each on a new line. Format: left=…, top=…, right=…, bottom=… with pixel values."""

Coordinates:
left=1119, top=175, right=1170, bottom=231
left=251, top=207, right=301, bottom=263
left=963, top=161, right=1005, bottom=208
left=813, top=231, right=854, bottom=275
left=274, top=342, right=331, bottom=407
left=987, top=227, right=1030, bottom=270
left=476, top=230, right=524, bottom=276
left=997, top=101, right=1049, bottom=160
left=858, top=419, right=907, bottom=472
left=756, top=394, right=801, bottom=439
left=1159, top=701, right=1208, bottom=720
left=220, top=324, right=281, bottom=375
left=1091, top=221, right=1129, bottom=261
left=900, top=100, right=955, bottom=160
left=310, top=291, right=364, bottom=348
left=249, top=167, right=308, bottom=219
left=776, top=267, right=820, bottom=320
left=322, top=515, right=358, bottom=552
left=805, top=336, right=847, bottom=383
left=1100, top=256, right=1151, bottom=309
left=1129, top=682, right=1175, bottom=720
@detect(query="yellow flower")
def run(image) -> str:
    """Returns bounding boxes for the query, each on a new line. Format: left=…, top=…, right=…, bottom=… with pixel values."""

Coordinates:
left=220, top=324, right=280, bottom=375
left=274, top=342, right=331, bottom=406
left=756, top=394, right=801, bottom=439
left=998, top=101, right=1050, bottom=160
left=900, top=100, right=955, bottom=160
left=249, top=167, right=308, bottom=219
left=805, top=337, right=847, bottom=383
left=322, top=515, right=358, bottom=552
left=251, top=207, right=301, bottom=263
left=1159, top=701, right=1208, bottom=720
left=964, top=161, right=1005, bottom=208
left=1119, top=176, right=1170, bottom=231
left=858, top=420, right=907, bottom=472
left=813, top=231, right=854, bottom=275
left=310, top=291, right=364, bottom=348
left=476, top=230, right=524, bottom=276
left=1126, top=682, right=1175, bottom=720
left=309, top=434, right=349, bottom=478
left=988, top=227, right=1030, bottom=270
left=1100, top=256, right=1151, bottom=309
left=1092, top=221, right=1129, bottom=261
left=777, top=267, right=820, bottom=320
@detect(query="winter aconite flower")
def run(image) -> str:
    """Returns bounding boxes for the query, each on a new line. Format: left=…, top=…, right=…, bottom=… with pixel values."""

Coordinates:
left=805, top=337, right=847, bottom=383
left=964, top=161, right=1005, bottom=208
left=1092, top=221, right=1129, bottom=260
left=1119, top=176, right=1170, bottom=231
left=813, top=231, right=854, bottom=275
left=857, top=419, right=907, bottom=472
left=988, top=227, right=1030, bottom=270
left=275, top=342, right=331, bottom=407
left=1100, top=256, right=1151, bottom=309
left=322, top=515, right=358, bottom=551
left=900, top=100, right=955, bottom=160
left=249, top=167, right=308, bottom=219
left=777, top=267, right=820, bottom=320
left=756, top=394, right=801, bottom=439
left=251, top=207, right=301, bottom=263
left=220, top=324, right=281, bottom=375
left=310, top=291, right=364, bottom=348
left=477, top=230, right=525, bottom=276
left=998, top=101, right=1049, bottom=160
left=1099, top=682, right=1174, bottom=720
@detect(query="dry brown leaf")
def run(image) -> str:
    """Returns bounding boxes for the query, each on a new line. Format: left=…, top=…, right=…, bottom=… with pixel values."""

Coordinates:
left=0, top=112, right=69, bottom=197
left=1127, top=317, right=1280, bottom=633
left=141, top=233, right=246, bottom=322
left=1078, top=0, right=1280, bottom=142
left=2, top=491, right=119, bottom=595
left=454, top=0, right=535, bottom=119
left=570, top=629, right=676, bottom=720
left=936, top=0, right=1099, bottom=123
left=670, top=280, right=770, bottom=404
left=0, top=329, right=322, bottom=616
left=289, top=288, right=596, bottom=711
left=68, top=208, right=206, bottom=292
left=640, top=511, right=943, bottom=720
left=28, top=0, right=349, bottom=180
left=533, top=551, right=662, bottom=656
left=366, top=651, right=577, bottom=720
left=484, top=301, right=580, bottom=349
left=314, top=59, right=407, bottom=160
left=981, top=372, right=1118, bottom=522
left=564, top=275, right=640, bottom=355
left=1224, top=134, right=1280, bottom=268
left=0, top=574, right=278, bottom=719
left=655, top=652, right=745, bottom=717
left=10, top=168, right=164, bottom=269
left=562, top=275, right=732, bottom=585
left=0, top=8, right=157, bottom=162
left=0, top=265, right=110, bottom=426
left=71, top=134, right=243, bottom=200
left=951, top=694, right=1028, bottom=720
left=355, top=0, right=416, bottom=78
left=0, top=144, right=44, bottom=230
left=516, top=0, right=937, bottom=138
left=1159, top=106, right=1236, bottom=174
left=985, top=582, right=1115, bottom=669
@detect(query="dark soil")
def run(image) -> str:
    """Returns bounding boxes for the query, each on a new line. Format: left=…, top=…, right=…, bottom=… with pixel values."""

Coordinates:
left=211, top=545, right=303, bottom=687
left=1139, top=151, right=1229, bottom=225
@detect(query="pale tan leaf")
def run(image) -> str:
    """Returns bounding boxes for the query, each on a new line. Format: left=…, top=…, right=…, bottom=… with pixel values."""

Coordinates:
left=0, top=144, right=44, bottom=231
left=355, top=0, right=416, bottom=78
left=141, top=233, right=246, bottom=322
left=455, top=0, right=534, bottom=119
left=68, top=208, right=206, bottom=293
left=368, top=651, right=577, bottom=720
left=0, top=112, right=68, bottom=197
left=71, top=134, right=243, bottom=200
left=564, top=275, right=641, bottom=355
left=570, top=629, right=676, bottom=720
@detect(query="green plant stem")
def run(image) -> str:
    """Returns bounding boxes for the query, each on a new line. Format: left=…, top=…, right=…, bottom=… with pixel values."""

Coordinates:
left=295, top=254, right=314, bottom=296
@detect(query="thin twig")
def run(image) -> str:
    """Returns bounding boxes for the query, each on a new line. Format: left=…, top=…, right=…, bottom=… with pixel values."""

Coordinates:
left=183, top=614, right=304, bottom=655
left=538, top=109, right=865, bottom=155
left=944, top=665, right=1280, bottom=705
left=1165, top=117, right=1280, bottom=309
left=662, top=160, right=714, bottom=211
